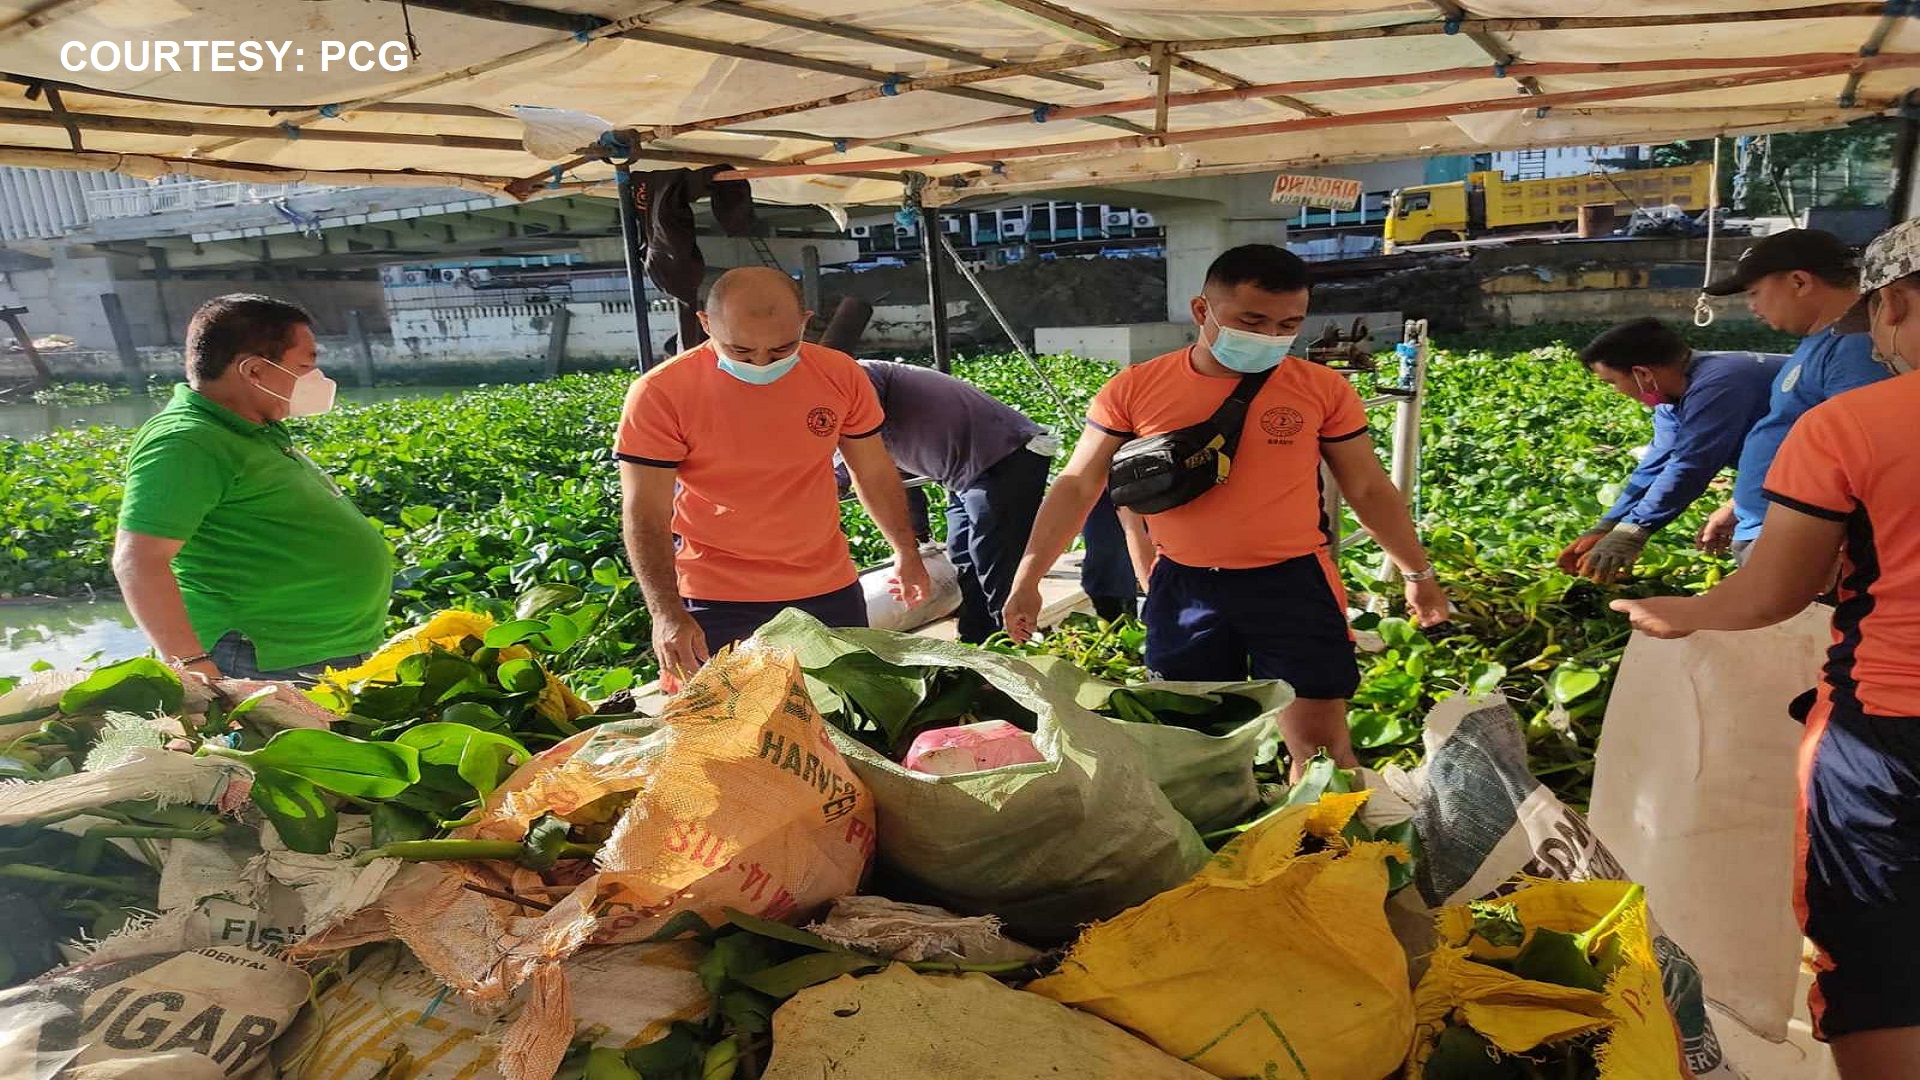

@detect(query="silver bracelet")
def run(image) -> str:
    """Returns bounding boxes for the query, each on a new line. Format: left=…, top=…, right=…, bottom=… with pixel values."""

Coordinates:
left=1401, top=566, right=1438, bottom=583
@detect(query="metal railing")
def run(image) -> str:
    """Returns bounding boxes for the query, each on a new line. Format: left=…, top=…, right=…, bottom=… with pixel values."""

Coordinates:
left=82, top=180, right=362, bottom=220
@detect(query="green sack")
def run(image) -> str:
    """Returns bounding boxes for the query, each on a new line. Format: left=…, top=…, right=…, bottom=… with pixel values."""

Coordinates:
left=752, top=609, right=1209, bottom=941
left=1021, top=655, right=1288, bottom=833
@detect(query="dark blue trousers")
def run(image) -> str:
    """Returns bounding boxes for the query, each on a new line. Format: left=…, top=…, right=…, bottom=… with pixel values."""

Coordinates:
left=947, top=448, right=1050, bottom=643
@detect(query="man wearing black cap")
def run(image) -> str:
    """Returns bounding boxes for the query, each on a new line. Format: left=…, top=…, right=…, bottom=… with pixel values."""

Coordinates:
left=1699, top=229, right=1889, bottom=563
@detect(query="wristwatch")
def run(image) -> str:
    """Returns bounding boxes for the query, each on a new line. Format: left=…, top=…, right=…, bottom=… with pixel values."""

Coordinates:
left=1401, top=566, right=1438, bottom=583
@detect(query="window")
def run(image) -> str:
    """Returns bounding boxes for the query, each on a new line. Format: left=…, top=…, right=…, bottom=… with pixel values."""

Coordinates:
left=1397, top=192, right=1432, bottom=216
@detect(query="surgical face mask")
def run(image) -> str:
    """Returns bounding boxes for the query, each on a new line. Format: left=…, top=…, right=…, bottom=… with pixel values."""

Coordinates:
left=1631, top=371, right=1665, bottom=408
left=716, top=344, right=801, bottom=385
left=1204, top=310, right=1294, bottom=374
left=253, top=357, right=336, bottom=417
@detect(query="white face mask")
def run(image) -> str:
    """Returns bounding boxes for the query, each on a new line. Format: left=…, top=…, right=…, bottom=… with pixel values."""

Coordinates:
left=254, top=356, right=337, bottom=417
left=1203, top=308, right=1294, bottom=374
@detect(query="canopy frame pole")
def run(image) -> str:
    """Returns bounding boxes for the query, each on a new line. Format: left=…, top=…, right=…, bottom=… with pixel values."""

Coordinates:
left=614, top=162, right=658, bottom=372
left=1423, top=0, right=1542, bottom=96
left=718, top=55, right=1914, bottom=181
left=901, top=173, right=952, bottom=373
left=785, top=51, right=1870, bottom=164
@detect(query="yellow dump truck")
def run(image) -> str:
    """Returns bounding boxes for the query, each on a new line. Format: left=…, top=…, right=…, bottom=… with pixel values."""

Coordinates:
left=1383, top=162, right=1714, bottom=251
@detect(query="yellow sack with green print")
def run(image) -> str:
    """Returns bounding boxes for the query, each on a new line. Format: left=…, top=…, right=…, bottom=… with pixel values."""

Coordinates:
left=1029, top=792, right=1413, bottom=1080
left=1406, top=878, right=1691, bottom=1079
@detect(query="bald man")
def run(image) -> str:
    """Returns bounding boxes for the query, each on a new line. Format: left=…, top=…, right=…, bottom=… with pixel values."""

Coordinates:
left=615, top=267, right=930, bottom=688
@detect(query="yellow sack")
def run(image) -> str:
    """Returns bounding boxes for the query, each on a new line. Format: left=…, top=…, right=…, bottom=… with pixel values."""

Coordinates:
left=1407, top=879, right=1691, bottom=1079
left=320, top=609, right=591, bottom=724
left=1030, top=793, right=1413, bottom=1080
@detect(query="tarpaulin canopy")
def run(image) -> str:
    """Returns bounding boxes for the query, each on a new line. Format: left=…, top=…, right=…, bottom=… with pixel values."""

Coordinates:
left=0, top=1, right=1913, bottom=209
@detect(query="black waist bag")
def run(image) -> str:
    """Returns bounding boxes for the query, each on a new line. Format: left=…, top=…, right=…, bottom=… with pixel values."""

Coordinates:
left=1107, top=369, right=1273, bottom=515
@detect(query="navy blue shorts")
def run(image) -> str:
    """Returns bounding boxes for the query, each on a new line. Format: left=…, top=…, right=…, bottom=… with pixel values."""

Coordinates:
left=1800, top=698, right=1920, bottom=1040
left=1141, top=552, right=1359, bottom=699
left=684, top=580, right=868, bottom=650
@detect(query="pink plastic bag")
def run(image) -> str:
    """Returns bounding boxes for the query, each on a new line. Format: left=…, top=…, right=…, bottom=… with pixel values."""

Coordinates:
left=903, top=720, right=1043, bottom=776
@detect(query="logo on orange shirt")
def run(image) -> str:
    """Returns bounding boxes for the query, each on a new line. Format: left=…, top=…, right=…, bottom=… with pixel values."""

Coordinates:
left=1260, top=406, right=1305, bottom=439
left=807, top=407, right=839, bottom=437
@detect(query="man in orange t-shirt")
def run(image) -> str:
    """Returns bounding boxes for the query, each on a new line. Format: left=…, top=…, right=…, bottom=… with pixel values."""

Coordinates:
left=1004, top=244, right=1451, bottom=773
left=1616, top=217, right=1920, bottom=1074
left=615, top=267, right=929, bottom=688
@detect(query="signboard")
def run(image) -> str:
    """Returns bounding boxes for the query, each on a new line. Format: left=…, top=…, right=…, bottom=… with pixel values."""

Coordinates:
left=1269, top=174, right=1364, bottom=211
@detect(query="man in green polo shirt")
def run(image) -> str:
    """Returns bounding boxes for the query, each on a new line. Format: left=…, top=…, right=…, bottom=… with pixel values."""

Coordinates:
left=113, top=294, right=391, bottom=683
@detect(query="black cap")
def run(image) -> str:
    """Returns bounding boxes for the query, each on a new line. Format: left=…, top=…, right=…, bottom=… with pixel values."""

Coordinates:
left=1703, top=229, right=1856, bottom=296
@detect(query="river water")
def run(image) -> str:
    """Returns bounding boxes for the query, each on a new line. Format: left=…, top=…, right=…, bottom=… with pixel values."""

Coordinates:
left=0, top=384, right=481, bottom=676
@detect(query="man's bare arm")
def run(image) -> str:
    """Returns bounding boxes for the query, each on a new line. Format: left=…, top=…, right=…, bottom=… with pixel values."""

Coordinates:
left=113, top=530, right=219, bottom=678
left=619, top=461, right=708, bottom=683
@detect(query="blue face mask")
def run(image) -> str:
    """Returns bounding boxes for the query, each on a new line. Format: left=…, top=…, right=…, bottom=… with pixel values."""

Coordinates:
left=1205, top=311, right=1295, bottom=374
left=716, top=346, right=801, bottom=385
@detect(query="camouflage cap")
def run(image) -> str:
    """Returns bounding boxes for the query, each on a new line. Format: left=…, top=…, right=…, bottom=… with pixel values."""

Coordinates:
left=1860, top=216, right=1920, bottom=294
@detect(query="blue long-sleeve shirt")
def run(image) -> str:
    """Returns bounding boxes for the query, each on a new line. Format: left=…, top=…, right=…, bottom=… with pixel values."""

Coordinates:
left=1603, top=350, right=1783, bottom=531
left=1730, top=317, right=1888, bottom=541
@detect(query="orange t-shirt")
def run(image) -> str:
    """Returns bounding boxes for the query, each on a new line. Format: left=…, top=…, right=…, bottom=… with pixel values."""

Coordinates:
left=1762, top=372, right=1920, bottom=716
left=1087, top=347, right=1369, bottom=569
left=615, top=342, right=884, bottom=603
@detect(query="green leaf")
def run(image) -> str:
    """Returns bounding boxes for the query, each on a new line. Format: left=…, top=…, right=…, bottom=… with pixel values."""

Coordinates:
left=497, top=659, right=547, bottom=694
left=644, top=909, right=716, bottom=944
left=803, top=653, right=927, bottom=750
left=399, top=505, right=439, bottom=530
left=0, top=677, right=17, bottom=696
left=1548, top=665, right=1603, bottom=705
left=722, top=907, right=843, bottom=952
left=210, top=728, right=420, bottom=798
left=624, top=1023, right=707, bottom=1079
left=439, top=701, right=511, bottom=733
left=394, top=722, right=530, bottom=800
left=58, top=658, right=182, bottom=716
left=370, top=802, right=435, bottom=847
left=483, top=620, right=549, bottom=648
left=1512, top=927, right=1608, bottom=992
left=515, top=583, right=583, bottom=620
left=1467, top=901, right=1527, bottom=948
left=698, top=931, right=780, bottom=995
left=1468, top=663, right=1508, bottom=697
left=517, top=813, right=573, bottom=871
left=598, top=668, right=636, bottom=697
left=1348, top=710, right=1419, bottom=750
left=736, top=950, right=880, bottom=999
left=718, top=990, right=774, bottom=1036
left=1281, top=752, right=1342, bottom=808
left=539, top=611, right=585, bottom=653
left=250, top=768, right=337, bottom=854
left=590, top=557, right=626, bottom=588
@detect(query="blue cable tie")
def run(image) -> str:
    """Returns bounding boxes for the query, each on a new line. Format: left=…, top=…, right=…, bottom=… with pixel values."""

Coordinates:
left=881, top=75, right=903, bottom=97
left=1493, top=63, right=1507, bottom=78
left=317, top=104, right=341, bottom=119
left=1032, top=106, right=1053, bottom=123
left=1840, top=90, right=1859, bottom=108
left=834, top=138, right=848, bottom=153
left=992, top=162, right=1006, bottom=175
left=277, top=121, right=301, bottom=140
left=1534, top=106, right=1551, bottom=119
left=574, top=28, right=592, bottom=42
left=548, top=165, right=565, bottom=190
left=1444, top=17, right=1461, bottom=34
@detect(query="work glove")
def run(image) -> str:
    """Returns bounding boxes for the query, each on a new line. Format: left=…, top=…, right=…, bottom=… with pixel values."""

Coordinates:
left=1556, top=520, right=1616, bottom=574
left=1580, top=522, right=1650, bottom=584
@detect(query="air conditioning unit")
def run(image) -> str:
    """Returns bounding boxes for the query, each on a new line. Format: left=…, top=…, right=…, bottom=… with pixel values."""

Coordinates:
left=438, top=268, right=464, bottom=284
left=850, top=225, right=871, bottom=238
left=1133, top=211, right=1156, bottom=228
left=1104, top=210, right=1130, bottom=227
left=403, top=270, right=428, bottom=285
left=943, top=218, right=963, bottom=234
left=1000, top=219, right=1028, bottom=237
left=468, top=268, right=492, bottom=284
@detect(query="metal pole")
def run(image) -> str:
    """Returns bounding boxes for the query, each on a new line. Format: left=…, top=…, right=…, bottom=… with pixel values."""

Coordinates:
left=938, top=232, right=1073, bottom=428
left=801, top=244, right=821, bottom=314
left=614, top=163, right=657, bottom=371
left=1381, top=318, right=1431, bottom=581
left=346, top=308, right=375, bottom=388
left=919, top=204, right=951, bottom=373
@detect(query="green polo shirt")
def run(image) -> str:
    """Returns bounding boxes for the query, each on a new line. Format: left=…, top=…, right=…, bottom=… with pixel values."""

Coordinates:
left=118, top=385, right=391, bottom=670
